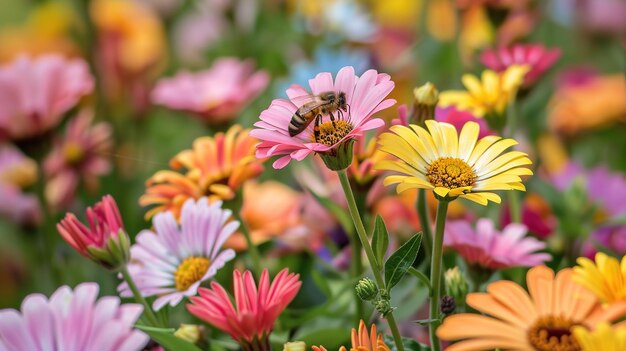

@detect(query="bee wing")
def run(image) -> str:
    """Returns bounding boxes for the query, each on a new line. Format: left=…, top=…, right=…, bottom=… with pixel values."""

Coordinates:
left=288, top=92, right=322, bottom=108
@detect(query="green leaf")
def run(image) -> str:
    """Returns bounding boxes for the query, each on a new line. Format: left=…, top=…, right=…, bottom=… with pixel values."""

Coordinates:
left=296, top=327, right=352, bottom=351
left=372, top=215, right=390, bottom=266
left=311, top=268, right=332, bottom=298
left=309, top=189, right=354, bottom=236
left=383, top=335, right=428, bottom=351
left=384, top=232, right=422, bottom=291
left=135, top=325, right=202, bottom=351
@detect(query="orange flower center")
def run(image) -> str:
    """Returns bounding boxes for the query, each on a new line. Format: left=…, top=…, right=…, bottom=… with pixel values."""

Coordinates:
left=527, top=315, right=580, bottom=351
left=426, top=157, right=476, bottom=189
left=310, top=120, right=353, bottom=146
left=174, top=256, right=210, bottom=291
left=63, top=141, right=85, bottom=165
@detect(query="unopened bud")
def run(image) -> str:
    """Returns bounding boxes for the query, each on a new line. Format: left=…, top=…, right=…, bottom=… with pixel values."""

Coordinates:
left=355, top=277, right=378, bottom=301
left=374, top=289, right=394, bottom=317
left=174, top=324, right=203, bottom=344
left=440, top=295, right=456, bottom=315
left=445, top=267, right=468, bottom=303
left=413, top=82, right=439, bottom=124
left=283, top=341, right=306, bottom=351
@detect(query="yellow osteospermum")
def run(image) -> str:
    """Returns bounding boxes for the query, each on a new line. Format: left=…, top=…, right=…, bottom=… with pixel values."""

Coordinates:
left=574, top=252, right=626, bottom=304
left=376, top=120, right=533, bottom=205
left=573, top=323, right=626, bottom=351
left=439, top=65, right=529, bottom=118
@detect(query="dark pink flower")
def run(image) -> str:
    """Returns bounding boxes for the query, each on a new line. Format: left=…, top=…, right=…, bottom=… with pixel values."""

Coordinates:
left=251, top=66, right=395, bottom=169
left=480, top=44, right=561, bottom=87
left=187, top=268, right=301, bottom=350
left=0, top=54, right=93, bottom=140
left=44, top=110, right=113, bottom=210
left=152, top=58, right=269, bottom=124
left=57, top=195, right=130, bottom=270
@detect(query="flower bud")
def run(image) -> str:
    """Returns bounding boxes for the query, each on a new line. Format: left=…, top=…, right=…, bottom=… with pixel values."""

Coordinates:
left=283, top=341, right=306, bottom=351
left=174, top=324, right=203, bottom=344
left=445, top=267, right=468, bottom=303
left=440, top=295, right=456, bottom=315
left=373, top=289, right=394, bottom=317
left=318, top=138, right=355, bottom=171
left=413, top=82, right=439, bottom=124
left=355, top=277, right=378, bottom=301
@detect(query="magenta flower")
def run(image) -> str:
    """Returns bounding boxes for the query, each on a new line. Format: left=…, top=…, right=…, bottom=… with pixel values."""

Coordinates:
left=444, top=218, right=551, bottom=270
left=187, top=268, right=301, bottom=351
left=251, top=66, right=395, bottom=169
left=57, top=195, right=130, bottom=270
left=152, top=58, right=269, bottom=124
left=0, top=282, right=148, bottom=351
left=118, top=198, right=237, bottom=311
left=480, top=44, right=561, bottom=87
left=44, top=110, right=113, bottom=211
left=0, top=54, right=94, bottom=140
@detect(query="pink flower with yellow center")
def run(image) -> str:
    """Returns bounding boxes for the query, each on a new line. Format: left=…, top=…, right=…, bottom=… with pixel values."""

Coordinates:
left=44, top=111, right=113, bottom=211
left=251, top=66, right=395, bottom=169
left=444, top=218, right=551, bottom=270
left=140, top=124, right=264, bottom=220
left=0, top=144, right=40, bottom=226
left=481, top=44, right=561, bottom=87
left=0, top=54, right=93, bottom=140
left=0, top=282, right=148, bottom=351
left=119, top=198, right=237, bottom=310
left=152, top=58, right=269, bottom=124
left=57, top=195, right=130, bottom=270
left=187, top=268, right=301, bottom=351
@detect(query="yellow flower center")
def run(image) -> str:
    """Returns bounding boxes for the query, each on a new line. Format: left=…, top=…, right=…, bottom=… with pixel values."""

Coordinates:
left=527, top=316, right=580, bottom=351
left=174, top=256, right=210, bottom=291
left=63, top=141, right=85, bottom=165
left=426, top=157, right=476, bottom=189
left=310, top=120, right=353, bottom=146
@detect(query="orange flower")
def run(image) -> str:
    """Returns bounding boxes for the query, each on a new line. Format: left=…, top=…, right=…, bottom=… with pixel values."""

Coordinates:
left=437, top=265, right=626, bottom=351
left=140, top=125, right=263, bottom=219
left=315, top=320, right=391, bottom=351
left=226, top=180, right=303, bottom=251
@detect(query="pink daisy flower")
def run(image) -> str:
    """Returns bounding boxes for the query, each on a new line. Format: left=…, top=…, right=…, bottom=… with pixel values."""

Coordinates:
left=44, top=110, right=113, bottom=211
left=480, top=44, right=561, bottom=87
left=250, top=66, right=395, bottom=169
left=0, top=282, right=148, bottom=351
left=152, top=58, right=269, bottom=124
left=118, top=197, right=238, bottom=310
left=187, top=268, right=301, bottom=351
left=0, top=54, right=94, bottom=140
left=444, top=218, right=551, bottom=270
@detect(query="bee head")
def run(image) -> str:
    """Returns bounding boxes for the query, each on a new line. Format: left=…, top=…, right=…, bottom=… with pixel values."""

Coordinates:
left=338, top=92, right=347, bottom=110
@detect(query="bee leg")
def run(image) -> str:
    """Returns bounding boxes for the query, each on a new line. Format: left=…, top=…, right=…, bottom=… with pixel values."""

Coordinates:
left=329, top=110, right=337, bottom=127
left=313, top=114, right=322, bottom=143
left=346, top=104, right=352, bottom=123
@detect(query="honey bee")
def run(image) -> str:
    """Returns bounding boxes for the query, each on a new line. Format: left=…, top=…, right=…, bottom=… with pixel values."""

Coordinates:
left=288, top=91, right=348, bottom=137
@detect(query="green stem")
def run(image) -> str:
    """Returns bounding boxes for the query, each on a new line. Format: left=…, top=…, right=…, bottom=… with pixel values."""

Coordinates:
left=337, top=170, right=405, bottom=351
left=233, top=213, right=263, bottom=278
left=351, top=232, right=365, bottom=324
left=509, top=191, right=522, bottom=223
left=429, top=200, right=449, bottom=351
left=121, top=267, right=160, bottom=327
left=417, top=189, right=433, bottom=258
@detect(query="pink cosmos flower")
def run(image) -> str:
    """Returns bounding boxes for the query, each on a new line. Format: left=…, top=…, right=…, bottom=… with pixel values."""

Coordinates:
left=0, top=54, right=94, bottom=140
left=0, top=282, right=148, bottom=351
left=0, top=144, right=40, bottom=226
left=44, top=110, right=113, bottom=211
left=444, top=218, right=551, bottom=270
left=480, top=44, right=561, bottom=87
left=152, top=58, right=269, bottom=124
left=119, top=197, right=237, bottom=310
left=187, top=268, right=301, bottom=351
left=57, top=195, right=130, bottom=270
left=251, top=66, right=395, bottom=169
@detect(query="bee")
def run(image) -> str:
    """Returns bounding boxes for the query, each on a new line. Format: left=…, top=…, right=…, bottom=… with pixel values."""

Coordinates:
left=288, top=91, right=348, bottom=137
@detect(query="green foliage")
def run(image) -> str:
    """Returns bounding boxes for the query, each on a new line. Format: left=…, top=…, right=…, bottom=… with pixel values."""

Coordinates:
left=135, top=325, right=202, bottom=351
left=384, top=233, right=422, bottom=291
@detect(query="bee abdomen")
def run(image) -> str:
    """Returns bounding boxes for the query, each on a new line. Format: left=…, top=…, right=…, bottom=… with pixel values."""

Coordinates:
left=289, top=112, right=306, bottom=136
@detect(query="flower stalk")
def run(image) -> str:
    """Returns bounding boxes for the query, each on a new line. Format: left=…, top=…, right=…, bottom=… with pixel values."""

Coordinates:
left=429, top=200, right=449, bottom=351
left=417, top=189, right=433, bottom=258
left=120, top=266, right=160, bottom=327
left=337, top=169, right=405, bottom=351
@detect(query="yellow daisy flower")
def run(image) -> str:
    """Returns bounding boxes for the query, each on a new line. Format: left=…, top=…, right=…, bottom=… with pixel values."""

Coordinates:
left=574, top=252, right=626, bottom=304
left=573, top=323, right=626, bottom=351
left=376, top=120, right=533, bottom=205
left=439, top=65, right=529, bottom=118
